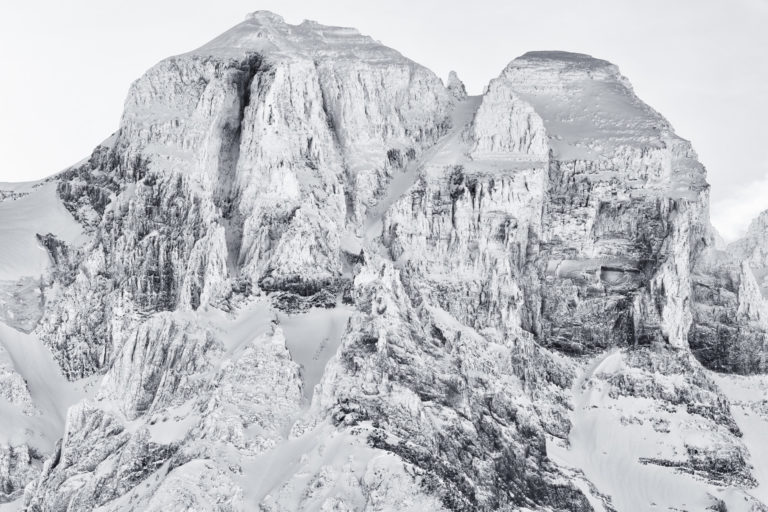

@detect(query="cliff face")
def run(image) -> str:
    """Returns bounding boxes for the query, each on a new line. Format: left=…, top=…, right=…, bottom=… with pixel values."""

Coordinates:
left=685, top=210, right=768, bottom=376
left=1, top=11, right=767, bottom=512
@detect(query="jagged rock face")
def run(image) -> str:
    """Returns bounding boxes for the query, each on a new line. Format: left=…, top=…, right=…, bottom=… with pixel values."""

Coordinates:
left=0, top=351, right=42, bottom=502
left=0, top=11, right=766, bottom=512
left=686, top=208, right=768, bottom=375
left=689, top=246, right=768, bottom=374
left=306, top=259, right=587, bottom=510
left=730, top=210, right=768, bottom=297
left=502, top=53, right=711, bottom=356
left=385, top=51, right=711, bottom=359
left=40, top=12, right=452, bottom=379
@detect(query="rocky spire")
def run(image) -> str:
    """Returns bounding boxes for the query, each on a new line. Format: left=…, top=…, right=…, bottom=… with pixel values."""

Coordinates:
left=446, top=70, right=467, bottom=100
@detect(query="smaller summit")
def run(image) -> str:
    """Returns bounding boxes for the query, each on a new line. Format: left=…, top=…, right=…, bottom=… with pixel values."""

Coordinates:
left=447, top=71, right=467, bottom=100
left=516, top=50, right=614, bottom=68
left=506, top=50, right=621, bottom=82
left=496, top=50, right=682, bottom=161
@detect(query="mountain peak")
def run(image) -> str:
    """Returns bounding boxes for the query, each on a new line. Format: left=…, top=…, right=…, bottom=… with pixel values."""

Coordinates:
left=505, top=50, right=620, bottom=81
left=517, top=50, right=613, bottom=66
left=244, top=10, right=285, bottom=24
left=5, top=11, right=768, bottom=512
left=495, top=49, right=697, bottom=170
left=193, top=11, right=402, bottom=64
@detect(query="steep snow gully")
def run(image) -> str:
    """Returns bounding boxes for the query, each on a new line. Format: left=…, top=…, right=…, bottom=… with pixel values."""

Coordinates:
left=1, top=10, right=768, bottom=512
left=363, top=96, right=483, bottom=243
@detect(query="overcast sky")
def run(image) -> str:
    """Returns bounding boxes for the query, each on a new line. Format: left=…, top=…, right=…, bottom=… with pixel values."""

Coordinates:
left=1, top=0, right=766, bottom=240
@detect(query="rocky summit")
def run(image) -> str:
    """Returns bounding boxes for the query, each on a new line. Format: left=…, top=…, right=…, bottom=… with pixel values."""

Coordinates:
left=0, top=11, right=767, bottom=512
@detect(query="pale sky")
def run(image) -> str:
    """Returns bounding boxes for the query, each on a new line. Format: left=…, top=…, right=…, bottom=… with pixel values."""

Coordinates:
left=1, top=0, right=766, bottom=240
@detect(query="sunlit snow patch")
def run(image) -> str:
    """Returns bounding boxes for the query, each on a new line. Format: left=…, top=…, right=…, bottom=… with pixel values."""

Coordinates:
left=279, top=306, right=353, bottom=402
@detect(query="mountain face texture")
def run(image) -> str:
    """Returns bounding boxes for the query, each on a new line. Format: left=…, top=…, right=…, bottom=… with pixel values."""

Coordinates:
left=1, top=11, right=768, bottom=512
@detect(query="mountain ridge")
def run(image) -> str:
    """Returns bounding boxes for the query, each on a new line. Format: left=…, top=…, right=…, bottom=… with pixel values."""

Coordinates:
left=0, top=11, right=767, bottom=512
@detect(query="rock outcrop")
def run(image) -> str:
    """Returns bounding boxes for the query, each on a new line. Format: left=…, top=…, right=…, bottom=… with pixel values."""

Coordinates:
left=686, top=210, right=768, bottom=375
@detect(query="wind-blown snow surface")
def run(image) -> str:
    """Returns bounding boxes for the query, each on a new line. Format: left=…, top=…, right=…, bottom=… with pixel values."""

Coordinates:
left=0, top=182, right=82, bottom=282
left=1, top=11, right=768, bottom=512
left=0, top=180, right=85, bottom=507
left=549, top=349, right=768, bottom=511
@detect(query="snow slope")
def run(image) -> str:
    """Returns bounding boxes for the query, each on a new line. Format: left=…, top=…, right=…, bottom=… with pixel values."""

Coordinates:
left=0, top=181, right=82, bottom=281
left=0, top=324, right=82, bottom=449
left=550, top=349, right=767, bottom=511
left=713, top=373, right=768, bottom=505
left=279, top=306, right=353, bottom=402
left=0, top=179, right=86, bottom=507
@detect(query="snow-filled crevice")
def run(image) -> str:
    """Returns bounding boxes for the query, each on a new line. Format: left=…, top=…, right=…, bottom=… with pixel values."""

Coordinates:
left=363, top=96, right=482, bottom=245
left=216, top=54, right=264, bottom=278
left=278, top=306, right=352, bottom=403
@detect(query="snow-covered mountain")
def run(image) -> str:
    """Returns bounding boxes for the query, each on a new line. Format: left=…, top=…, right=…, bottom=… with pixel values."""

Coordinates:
left=1, top=11, right=768, bottom=511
